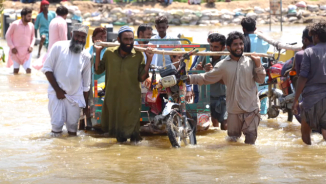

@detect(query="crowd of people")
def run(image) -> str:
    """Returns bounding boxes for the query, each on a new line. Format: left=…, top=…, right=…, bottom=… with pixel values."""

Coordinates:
left=5, top=4, right=326, bottom=145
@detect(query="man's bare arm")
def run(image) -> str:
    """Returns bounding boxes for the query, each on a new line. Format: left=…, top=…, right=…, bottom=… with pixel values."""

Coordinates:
left=45, top=72, right=66, bottom=99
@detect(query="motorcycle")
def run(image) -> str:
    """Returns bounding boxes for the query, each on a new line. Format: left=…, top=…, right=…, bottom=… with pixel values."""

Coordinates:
left=258, top=54, right=300, bottom=122
left=142, top=49, right=199, bottom=148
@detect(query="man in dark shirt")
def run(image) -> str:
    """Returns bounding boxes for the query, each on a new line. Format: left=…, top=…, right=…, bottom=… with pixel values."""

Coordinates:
left=293, top=22, right=326, bottom=145
left=294, top=27, right=314, bottom=74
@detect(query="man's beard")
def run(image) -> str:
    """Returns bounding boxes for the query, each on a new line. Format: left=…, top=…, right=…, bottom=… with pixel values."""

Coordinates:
left=120, top=42, right=134, bottom=53
left=69, top=39, right=85, bottom=54
left=23, top=18, right=31, bottom=23
left=143, top=41, right=149, bottom=44
left=230, top=49, right=243, bottom=58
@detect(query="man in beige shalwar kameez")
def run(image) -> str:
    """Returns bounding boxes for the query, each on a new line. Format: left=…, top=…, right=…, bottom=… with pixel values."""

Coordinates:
left=186, top=31, right=266, bottom=144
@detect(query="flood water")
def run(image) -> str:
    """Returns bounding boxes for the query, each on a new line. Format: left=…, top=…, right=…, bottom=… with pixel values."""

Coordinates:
left=1, top=25, right=326, bottom=183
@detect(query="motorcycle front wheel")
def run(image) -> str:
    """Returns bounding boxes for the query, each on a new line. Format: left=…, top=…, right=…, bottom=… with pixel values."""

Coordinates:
left=259, top=94, right=294, bottom=122
left=166, top=111, right=196, bottom=148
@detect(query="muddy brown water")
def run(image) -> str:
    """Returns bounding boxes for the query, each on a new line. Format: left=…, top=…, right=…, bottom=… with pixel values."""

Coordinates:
left=1, top=25, right=326, bottom=183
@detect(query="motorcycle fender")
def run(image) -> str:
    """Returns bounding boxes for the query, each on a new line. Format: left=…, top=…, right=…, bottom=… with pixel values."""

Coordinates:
left=258, top=88, right=283, bottom=98
left=273, top=88, right=283, bottom=98
left=162, top=102, right=179, bottom=116
left=258, top=88, right=269, bottom=97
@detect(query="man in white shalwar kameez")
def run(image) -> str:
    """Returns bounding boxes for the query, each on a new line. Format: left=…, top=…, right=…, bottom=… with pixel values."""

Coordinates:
left=42, top=23, right=91, bottom=135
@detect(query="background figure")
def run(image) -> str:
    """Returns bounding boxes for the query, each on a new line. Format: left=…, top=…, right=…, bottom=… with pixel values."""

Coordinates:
left=34, top=0, right=56, bottom=58
left=293, top=22, right=326, bottom=145
left=33, top=6, right=69, bottom=71
left=6, top=7, right=35, bottom=74
left=86, top=27, right=107, bottom=129
left=150, top=16, right=183, bottom=67
left=165, top=0, right=172, bottom=5
left=135, top=24, right=153, bottom=64
left=48, top=6, right=69, bottom=51
left=194, top=33, right=228, bottom=130
left=241, top=17, right=270, bottom=115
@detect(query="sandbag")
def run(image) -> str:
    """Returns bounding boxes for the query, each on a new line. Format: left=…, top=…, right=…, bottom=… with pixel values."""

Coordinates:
left=307, top=5, right=319, bottom=12
left=296, top=1, right=307, bottom=8
left=246, top=12, right=258, bottom=19
left=254, top=6, right=265, bottom=14
left=320, top=5, right=326, bottom=10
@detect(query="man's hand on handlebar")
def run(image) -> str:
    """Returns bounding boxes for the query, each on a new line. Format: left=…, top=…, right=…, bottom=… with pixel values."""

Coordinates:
left=204, top=63, right=213, bottom=72
left=185, top=91, right=193, bottom=102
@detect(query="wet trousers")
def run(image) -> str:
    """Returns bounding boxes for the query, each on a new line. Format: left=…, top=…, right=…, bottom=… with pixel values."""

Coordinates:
left=48, top=94, right=81, bottom=133
left=227, top=109, right=260, bottom=141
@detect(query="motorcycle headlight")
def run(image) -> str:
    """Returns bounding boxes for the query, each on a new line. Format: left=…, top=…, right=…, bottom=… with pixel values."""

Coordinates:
left=161, top=75, right=177, bottom=88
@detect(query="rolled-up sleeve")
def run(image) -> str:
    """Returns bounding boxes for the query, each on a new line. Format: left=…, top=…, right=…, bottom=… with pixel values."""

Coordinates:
left=138, top=54, right=148, bottom=82
left=95, top=51, right=107, bottom=74
left=299, top=49, right=311, bottom=78
left=82, top=57, right=91, bottom=92
left=189, top=64, right=224, bottom=85
left=253, top=66, right=266, bottom=84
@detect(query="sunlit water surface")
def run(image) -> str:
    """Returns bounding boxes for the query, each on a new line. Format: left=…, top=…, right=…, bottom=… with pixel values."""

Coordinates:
left=1, top=25, right=326, bottom=183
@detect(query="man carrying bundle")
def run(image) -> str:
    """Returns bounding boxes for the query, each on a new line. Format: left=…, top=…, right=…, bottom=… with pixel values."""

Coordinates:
left=94, top=26, right=153, bottom=143
left=186, top=31, right=266, bottom=144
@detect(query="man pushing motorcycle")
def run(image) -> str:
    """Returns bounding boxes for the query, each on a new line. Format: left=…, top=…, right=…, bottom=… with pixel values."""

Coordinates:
left=186, top=31, right=266, bottom=144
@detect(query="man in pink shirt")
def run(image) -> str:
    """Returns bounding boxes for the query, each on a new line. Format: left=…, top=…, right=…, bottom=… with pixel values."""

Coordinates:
left=48, top=6, right=68, bottom=51
left=33, top=6, right=68, bottom=71
left=6, top=7, right=35, bottom=74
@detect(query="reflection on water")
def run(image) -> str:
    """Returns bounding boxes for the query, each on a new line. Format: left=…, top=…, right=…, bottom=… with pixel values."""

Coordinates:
left=1, top=25, right=326, bottom=183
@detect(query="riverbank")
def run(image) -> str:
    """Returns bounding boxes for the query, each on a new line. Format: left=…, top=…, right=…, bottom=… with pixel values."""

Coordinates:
left=2, top=0, right=326, bottom=26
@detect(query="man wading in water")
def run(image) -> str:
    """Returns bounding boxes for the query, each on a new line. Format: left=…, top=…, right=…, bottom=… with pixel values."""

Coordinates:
left=42, top=24, right=91, bottom=136
left=186, top=31, right=266, bottom=144
left=94, top=26, right=153, bottom=143
left=6, top=7, right=35, bottom=74
left=194, top=33, right=228, bottom=130
left=34, top=0, right=56, bottom=58
left=293, top=22, right=326, bottom=145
